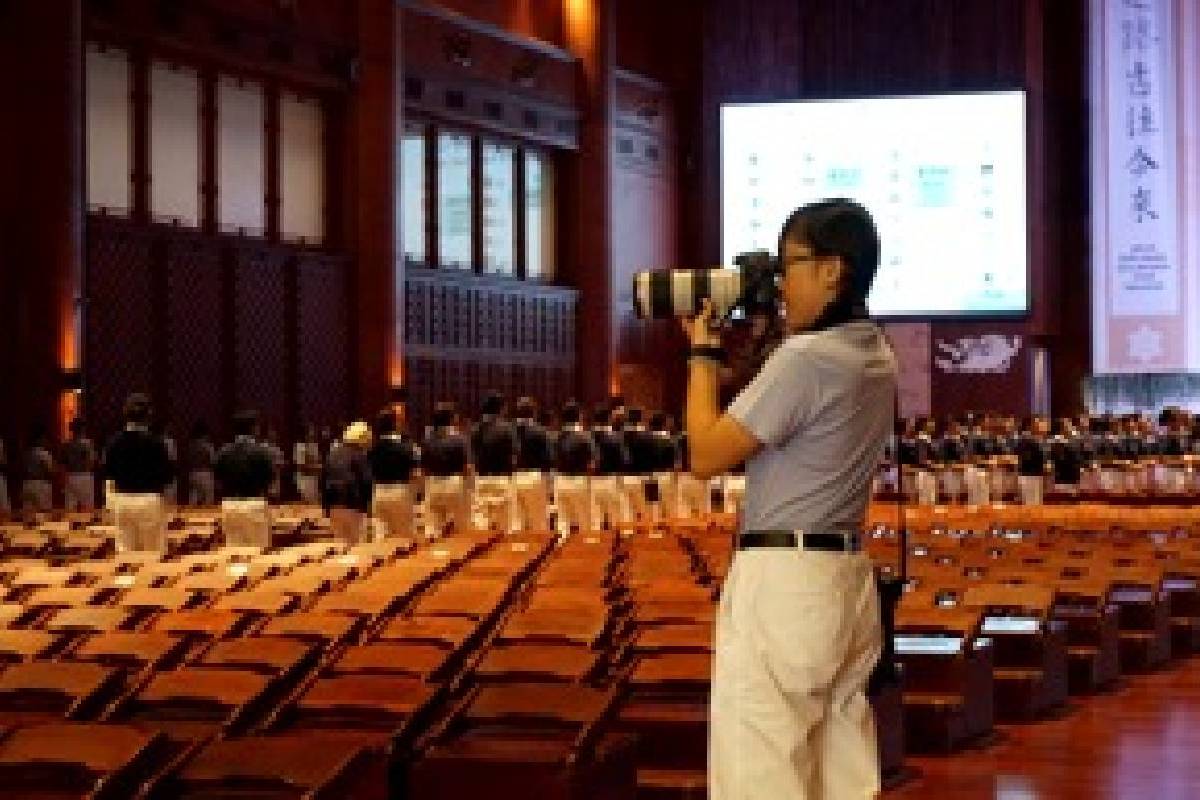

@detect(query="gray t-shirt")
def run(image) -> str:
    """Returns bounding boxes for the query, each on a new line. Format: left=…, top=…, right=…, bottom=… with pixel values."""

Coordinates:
left=727, top=320, right=897, bottom=533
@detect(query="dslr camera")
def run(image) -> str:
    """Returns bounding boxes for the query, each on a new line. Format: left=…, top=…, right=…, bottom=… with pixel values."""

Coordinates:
left=632, top=250, right=781, bottom=320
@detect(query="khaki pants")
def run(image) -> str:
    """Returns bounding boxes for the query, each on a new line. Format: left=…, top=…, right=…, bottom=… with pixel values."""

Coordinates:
left=373, top=482, right=414, bottom=538
left=330, top=507, right=368, bottom=545
left=64, top=473, right=95, bottom=512
left=939, top=469, right=964, bottom=502
left=915, top=470, right=938, bottom=506
left=1159, top=467, right=1188, bottom=494
left=648, top=472, right=677, bottom=521
left=590, top=476, right=627, bottom=530
left=1018, top=475, right=1045, bottom=506
left=554, top=476, right=591, bottom=534
left=188, top=470, right=216, bottom=506
left=722, top=475, right=746, bottom=515
left=22, top=480, right=53, bottom=512
left=425, top=476, right=467, bottom=537
left=474, top=476, right=516, bottom=533
left=621, top=475, right=649, bottom=523
left=513, top=471, right=548, bottom=532
left=677, top=474, right=712, bottom=518
left=296, top=473, right=320, bottom=505
left=113, top=493, right=166, bottom=552
left=964, top=467, right=990, bottom=506
left=222, top=498, right=270, bottom=548
left=710, top=548, right=881, bottom=799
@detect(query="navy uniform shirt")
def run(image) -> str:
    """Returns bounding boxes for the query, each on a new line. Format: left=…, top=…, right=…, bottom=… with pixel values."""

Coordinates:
left=369, top=435, right=421, bottom=483
left=1050, top=436, right=1083, bottom=485
left=1015, top=434, right=1048, bottom=477
left=649, top=431, right=679, bottom=472
left=623, top=426, right=656, bottom=475
left=514, top=419, right=554, bottom=472
left=939, top=435, right=965, bottom=464
left=322, top=446, right=373, bottom=512
left=556, top=426, right=596, bottom=475
left=471, top=416, right=518, bottom=477
left=214, top=436, right=275, bottom=499
left=104, top=427, right=173, bottom=494
left=592, top=427, right=628, bottom=476
left=423, top=428, right=469, bottom=477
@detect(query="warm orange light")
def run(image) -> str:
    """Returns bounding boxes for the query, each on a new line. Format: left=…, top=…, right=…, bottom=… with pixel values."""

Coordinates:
left=609, top=366, right=621, bottom=396
left=563, top=0, right=595, bottom=52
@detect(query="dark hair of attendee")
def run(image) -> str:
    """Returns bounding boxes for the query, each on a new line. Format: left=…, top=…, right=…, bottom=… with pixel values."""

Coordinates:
left=514, top=396, right=536, bottom=420
left=779, top=198, right=881, bottom=308
left=29, top=422, right=47, bottom=443
left=1020, top=416, right=1034, bottom=433
left=561, top=402, right=581, bottom=425
left=592, top=404, right=611, bottom=425
left=123, top=393, right=153, bottom=426
left=232, top=409, right=259, bottom=438
left=69, top=417, right=85, bottom=436
left=432, top=402, right=456, bottom=429
left=375, top=409, right=398, bottom=436
left=481, top=393, right=504, bottom=416
left=625, top=407, right=643, bottom=426
left=191, top=420, right=209, bottom=439
left=649, top=411, right=667, bottom=431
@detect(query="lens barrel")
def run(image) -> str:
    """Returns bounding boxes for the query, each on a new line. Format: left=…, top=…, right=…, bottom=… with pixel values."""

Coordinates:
left=632, top=269, right=743, bottom=319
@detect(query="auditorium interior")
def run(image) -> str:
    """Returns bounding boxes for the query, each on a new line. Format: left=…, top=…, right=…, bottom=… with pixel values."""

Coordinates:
left=5, top=0, right=1200, bottom=797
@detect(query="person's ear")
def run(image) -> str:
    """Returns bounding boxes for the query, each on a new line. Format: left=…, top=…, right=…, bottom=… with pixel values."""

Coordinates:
left=818, top=257, right=846, bottom=293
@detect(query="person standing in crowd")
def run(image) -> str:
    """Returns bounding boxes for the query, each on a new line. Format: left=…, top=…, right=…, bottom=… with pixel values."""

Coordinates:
left=621, top=407, right=654, bottom=522
left=1015, top=416, right=1050, bottom=505
left=61, top=417, right=97, bottom=512
left=471, top=394, right=519, bottom=533
left=261, top=427, right=286, bottom=502
left=0, top=436, right=9, bottom=517
left=590, top=403, right=628, bottom=529
left=104, top=394, right=173, bottom=551
left=21, top=425, right=55, bottom=513
left=684, top=199, right=896, bottom=799
left=323, top=421, right=374, bottom=544
left=512, top=396, right=553, bottom=532
left=938, top=417, right=967, bottom=502
left=215, top=410, right=275, bottom=548
left=423, top=402, right=470, bottom=537
left=153, top=421, right=179, bottom=506
left=647, top=411, right=680, bottom=520
left=369, top=408, right=421, bottom=538
left=554, top=401, right=595, bottom=534
left=184, top=421, right=217, bottom=506
left=1049, top=417, right=1083, bottom=495
left=293, top=423, right=323, bottom=505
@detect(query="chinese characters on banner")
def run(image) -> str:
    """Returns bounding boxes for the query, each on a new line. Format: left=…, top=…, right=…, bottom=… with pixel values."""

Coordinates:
left=1092, top=0, right=1199, bottom=373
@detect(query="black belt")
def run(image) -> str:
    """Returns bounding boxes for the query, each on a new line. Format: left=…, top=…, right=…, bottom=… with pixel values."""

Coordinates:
left=737, top=530, right=861, bottom=552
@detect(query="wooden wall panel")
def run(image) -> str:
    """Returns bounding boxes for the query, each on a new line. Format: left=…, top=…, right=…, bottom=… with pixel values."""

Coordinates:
left=85, top=220, right=157, bottom=438
left=165, top=234, right=224, bottom=435
left=233, top=245, right=289, bottom=431
left=297, top=253, right=352, bottom=431
left=421, top=0, right=565, bottom=47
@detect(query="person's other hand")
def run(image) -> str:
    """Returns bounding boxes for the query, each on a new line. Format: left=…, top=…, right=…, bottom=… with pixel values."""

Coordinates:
left=680, top=299, right=722, bottom=348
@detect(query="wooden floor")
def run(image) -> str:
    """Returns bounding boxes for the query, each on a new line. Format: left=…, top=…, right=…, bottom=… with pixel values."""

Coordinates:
left=891, top=659, right=1200, bottom=799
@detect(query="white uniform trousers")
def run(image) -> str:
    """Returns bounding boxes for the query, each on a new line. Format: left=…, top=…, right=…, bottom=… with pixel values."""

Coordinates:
left=64, top=473, right=95, bottom=512
left=1017, top=475, right=1045, bottom=506
left=964, top=467, right=991, bottom=506
left=648, top=472, right=678, bottom=521
left=555, top=475, right=592, bottom=534
left=221, top=498, right=271, bottom=548
left=21, top=480, right=53, bottom=512
left=425, top=476, right=468, bottom=537
left=474, top=476, right=517, bottom=533
left=710, top=548, right=881, bottom=800
left=915, top=470, right=938, bottom=506
left=590, top=476, right=628, bottom=530
left=188, top=470, right=216, bottom=506
left=1159, top=467, right=1188, bottom=494
left=295, top=473, right=321, bottom=505
left=113, top=493, right=166, bottom=552
left=373, top=482, right=415, bottom=538
left=1099, top=468, right=1123, bottom=494
left=0, top=476, right=8, bottom=515
left=988, top=469, right=1010, bottom=501
left=512, top=471, right=548, bottom=532
left=621, top=475, right=650, bottom=523
left=722, top=475, right=746, bottom=515
left=676, top=474, right=712, bottom=519
left=939, top=469, right=964, bottom=503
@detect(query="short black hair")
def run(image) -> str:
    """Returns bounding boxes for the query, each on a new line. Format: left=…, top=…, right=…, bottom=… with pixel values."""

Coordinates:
left=561, top=402, right=581, bottom=425
left=481, top=393, right=504, bottom=416
left=375, top=409, right=398, bottom=435
left=514, top=397, right=536, bottom=420
left=779, top=198, right=881, bottom=304
left=649, top=411, right=667, bottom=430
left=69, top=417, right=86, bottom=435
left=123, top=393, right=153, bottom=425
left=232, top=409, right=260, bottom=438
left=625, top=407, right=643, bottom=426
left=433, top=402, right=456, bottom=428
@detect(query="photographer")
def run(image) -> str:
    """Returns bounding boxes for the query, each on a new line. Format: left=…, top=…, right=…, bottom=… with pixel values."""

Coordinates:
left=682, top=199, right=896, bottom=799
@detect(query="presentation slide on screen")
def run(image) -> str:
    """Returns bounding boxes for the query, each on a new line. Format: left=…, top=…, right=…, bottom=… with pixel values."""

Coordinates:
left=721, top=91, right=1028, bottom=317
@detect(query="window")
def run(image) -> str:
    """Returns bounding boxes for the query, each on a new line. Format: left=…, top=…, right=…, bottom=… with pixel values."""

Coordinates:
left=401, top=125, right=427, bottom=264
left=437, top=131, right=474, bottom=269
left=85, top=44, right=132, bottom=214
left=149, top=61, right=201, bottom=226
left=524, top=150, right=556, bottom=281
left=217, top=76, right=266, bottom=235
left=279, top=92, right=324, bottom=244
left=481, top=142, right=516, bottom=275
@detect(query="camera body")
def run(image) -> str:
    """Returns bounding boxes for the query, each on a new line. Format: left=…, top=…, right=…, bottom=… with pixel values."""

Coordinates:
left=632, top=250, right=781, bottom=320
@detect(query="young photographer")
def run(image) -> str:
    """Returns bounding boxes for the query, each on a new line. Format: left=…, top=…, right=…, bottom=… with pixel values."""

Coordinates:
left=682, top=199, right=897, bottom=799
